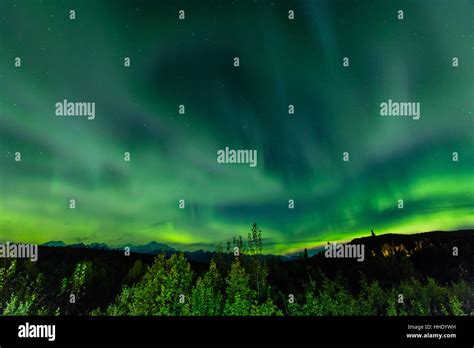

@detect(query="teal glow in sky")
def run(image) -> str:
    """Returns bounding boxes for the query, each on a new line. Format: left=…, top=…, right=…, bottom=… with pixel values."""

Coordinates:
left=0, top=0, right=473, bottom=254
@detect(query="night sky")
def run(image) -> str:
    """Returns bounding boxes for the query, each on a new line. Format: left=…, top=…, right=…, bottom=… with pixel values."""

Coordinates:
left=0, top=0, right=473, bottom=254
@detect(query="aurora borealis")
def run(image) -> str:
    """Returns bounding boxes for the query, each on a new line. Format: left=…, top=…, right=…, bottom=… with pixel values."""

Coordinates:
left=0, top=0, right=473, bottom=255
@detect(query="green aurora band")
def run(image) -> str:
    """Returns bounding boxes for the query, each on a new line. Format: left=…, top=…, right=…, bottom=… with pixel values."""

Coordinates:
left=0, top=0, right=473, bottom=254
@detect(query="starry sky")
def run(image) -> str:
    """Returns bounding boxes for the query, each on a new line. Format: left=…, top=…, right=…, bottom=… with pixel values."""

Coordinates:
left=0, top=0, right=473, bottom=255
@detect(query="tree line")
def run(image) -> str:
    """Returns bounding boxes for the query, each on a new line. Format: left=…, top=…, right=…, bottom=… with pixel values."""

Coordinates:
left=1, top=223, right=473, bottom=316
